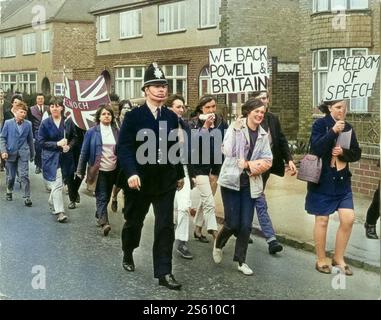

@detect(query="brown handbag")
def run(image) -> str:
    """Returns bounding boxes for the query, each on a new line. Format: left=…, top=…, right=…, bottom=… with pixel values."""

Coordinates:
left=297, top=139, right=322, bottom=184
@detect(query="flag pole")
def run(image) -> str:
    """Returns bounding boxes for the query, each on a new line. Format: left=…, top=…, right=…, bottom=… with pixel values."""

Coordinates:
left=63, top=65, right=66, bottom=140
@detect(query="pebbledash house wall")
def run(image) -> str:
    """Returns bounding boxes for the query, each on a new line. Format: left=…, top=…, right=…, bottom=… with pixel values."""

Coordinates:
left=219, top=0, right=300, bottom=140
left=298, top=0, right=380, bottom=196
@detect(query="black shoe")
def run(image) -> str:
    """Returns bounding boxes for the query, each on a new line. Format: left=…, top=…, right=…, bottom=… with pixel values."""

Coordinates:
left=158, top=274, right=182, bottom=290
left=6, top=193, right=12, bottom=201
left=177, top=243, right=193, bottom=259
left=268, top=240, right=283, bottom=254
left=122, top=253, right=135, bottom=272
left=365, top=223, right=379, bottom=239
left=24, top=198, right=32, bottom=207
left=75, top=193, right=80, bottom=204
left=68, top=202, right=76, bottom=209
left=111, top=199, right=118, bottom=212
left=194, top=231, right=209, bottom=243
left=248, top=236, right=253, bottom=244
left=35, top=167, right=41, bottom=174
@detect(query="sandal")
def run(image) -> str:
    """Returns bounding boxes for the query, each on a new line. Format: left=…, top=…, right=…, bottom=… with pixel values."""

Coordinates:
left=332, top=258, right=353, bottom=276
left=315, top=262, right=331, bottom=274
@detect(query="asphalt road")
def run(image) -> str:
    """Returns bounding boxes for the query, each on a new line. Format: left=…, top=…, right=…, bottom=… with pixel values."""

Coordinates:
left=0, top=169, right=380, bottom=300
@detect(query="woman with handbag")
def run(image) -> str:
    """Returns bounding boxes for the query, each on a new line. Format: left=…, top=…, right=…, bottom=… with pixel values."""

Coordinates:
left=305, top=100, right=361, bottom=276
left=76, top=105, right=119, bottom=236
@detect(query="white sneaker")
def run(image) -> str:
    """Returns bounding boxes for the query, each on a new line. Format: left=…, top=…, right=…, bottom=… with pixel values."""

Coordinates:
left=237, top=263, right=253, bottom=276
left=213, top=240, right=223, bottom=264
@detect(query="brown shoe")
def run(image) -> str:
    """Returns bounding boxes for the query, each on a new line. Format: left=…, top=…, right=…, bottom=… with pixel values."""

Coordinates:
left=315, top=262, right=331, bottom=274
left=332, top=258, right=353, bottom=276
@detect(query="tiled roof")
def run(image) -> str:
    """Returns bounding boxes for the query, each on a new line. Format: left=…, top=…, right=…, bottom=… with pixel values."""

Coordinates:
left=90, top=0, right=147, bottom=14
left=0, top=0, right=96, bottom=31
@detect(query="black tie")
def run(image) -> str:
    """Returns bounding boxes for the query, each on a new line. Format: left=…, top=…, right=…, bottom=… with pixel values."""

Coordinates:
left=156, top=107, right=161, bottom=120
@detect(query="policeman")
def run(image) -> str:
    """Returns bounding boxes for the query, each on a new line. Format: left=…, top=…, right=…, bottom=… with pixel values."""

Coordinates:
left=118, top=63, right=184, bottom=290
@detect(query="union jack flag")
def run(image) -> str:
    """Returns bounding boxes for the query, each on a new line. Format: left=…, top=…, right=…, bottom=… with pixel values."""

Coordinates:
left=63, top=75, right=110, bottom=130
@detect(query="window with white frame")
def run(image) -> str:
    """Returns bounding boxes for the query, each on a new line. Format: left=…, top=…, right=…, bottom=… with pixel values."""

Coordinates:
left=159, top=2, right=185, bottom=34
left=23, top=33, right=36, bottom=55
left=41, top=30, right=50, bottom=52
left=19, top=73, right=37, bottom=94
left=199, top=66, right=211, bottom=97
left=54, top=83, right=65, bottom=96
left=313, top=0, right=368, bottom=12
left=115, top=66, right=145, bottom=100
left=0, top=73, right=17, bottom=92
left=120, top=10, right=142, bottom=39
left=99, top=15, right=110, bottom=41
left=200, top=0, right=217, bottom=28
left=162, top=65, right=187, bottom=99
left=312, top=48, right=369, bottom=112
left=3, top=36, right=16, bottom=57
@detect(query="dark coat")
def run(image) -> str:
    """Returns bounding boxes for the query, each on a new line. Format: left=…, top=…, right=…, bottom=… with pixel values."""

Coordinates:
left=61, top=118, right=80, bottom=180
left=187, top=113, right=228, bottom=176
left=118, top=103, right=184, bottom=195
left=307, top=114, right=361, bottom=196
left=261, top=112, right=293, bottom=177
left=29, top=104, right=49, bottom=137
left=38, top=117, right=74, bottom=182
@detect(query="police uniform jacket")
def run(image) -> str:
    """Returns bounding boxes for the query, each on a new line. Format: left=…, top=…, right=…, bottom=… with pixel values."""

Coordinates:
left=118, top=103, right=184, bottom=195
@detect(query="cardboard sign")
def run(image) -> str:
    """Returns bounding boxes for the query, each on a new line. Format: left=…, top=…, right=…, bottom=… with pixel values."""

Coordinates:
left=323, top=55, right=380, bottom=101
left=209, top=46, right=269, bottom=94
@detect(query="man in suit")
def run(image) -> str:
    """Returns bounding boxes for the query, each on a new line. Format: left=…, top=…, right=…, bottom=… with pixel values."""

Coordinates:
left=0, top=101, right=35, bottom=206
left=29, top=93, right=49, bottom=174
left=118, top=63, right=184, bottom=290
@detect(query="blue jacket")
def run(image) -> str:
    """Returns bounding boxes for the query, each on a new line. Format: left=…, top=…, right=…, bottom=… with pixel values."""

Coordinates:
left=38, top=117, right=66, bottom=181
left=76, top=124, right=119, bottom=187
left=0, top=118, right=34, bottom=162
left=308, top=114, right=361, bottom=196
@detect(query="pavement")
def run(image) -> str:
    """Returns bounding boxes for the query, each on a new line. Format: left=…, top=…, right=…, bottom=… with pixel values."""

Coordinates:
left=204, top=174, right=380, bottom=273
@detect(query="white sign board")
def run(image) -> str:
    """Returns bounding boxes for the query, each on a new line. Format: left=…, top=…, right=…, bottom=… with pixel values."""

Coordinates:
left=323, top=55, right=380, bottom=101
left=209, top=46, right=269, bottom=94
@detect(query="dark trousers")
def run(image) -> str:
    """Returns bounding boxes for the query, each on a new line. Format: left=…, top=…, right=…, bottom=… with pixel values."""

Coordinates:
left=34, top=139, right=42, bottom=169
left=67, top=174, right=83, bottom=202
left=122, top=189, right=176, bottom=278
left=95, top=170, right=117, bottom=223
left=218, top=186, right=256, bottom=264
left=366, top=184, right=380, bottom=225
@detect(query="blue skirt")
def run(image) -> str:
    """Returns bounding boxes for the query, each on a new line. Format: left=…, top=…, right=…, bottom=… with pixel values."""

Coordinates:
left=305, top=190, right=354, bottom=215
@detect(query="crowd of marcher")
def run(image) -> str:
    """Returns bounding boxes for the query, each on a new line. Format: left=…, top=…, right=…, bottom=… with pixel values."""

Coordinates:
left=0, top=62, right=379, bottom=291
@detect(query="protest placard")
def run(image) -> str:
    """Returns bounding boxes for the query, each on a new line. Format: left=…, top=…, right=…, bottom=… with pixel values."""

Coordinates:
left=323, top=55, right=380, bottom=101
left=209, top=46, right=269, bottom=94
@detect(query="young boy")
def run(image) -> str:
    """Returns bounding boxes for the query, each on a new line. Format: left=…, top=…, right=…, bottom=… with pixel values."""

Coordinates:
left=0, top=101, right=35, bottom=206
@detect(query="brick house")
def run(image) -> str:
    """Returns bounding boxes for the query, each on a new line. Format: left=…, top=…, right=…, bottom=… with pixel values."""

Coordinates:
left=219, top=0, right=300, bottom=139
left=89, top=0, right=222, bottom=110
left=0, top=0, right=96, bottom=98
left=90, top=0, right=300, bottom=133
left=298, top=0, right=380, bottom=195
